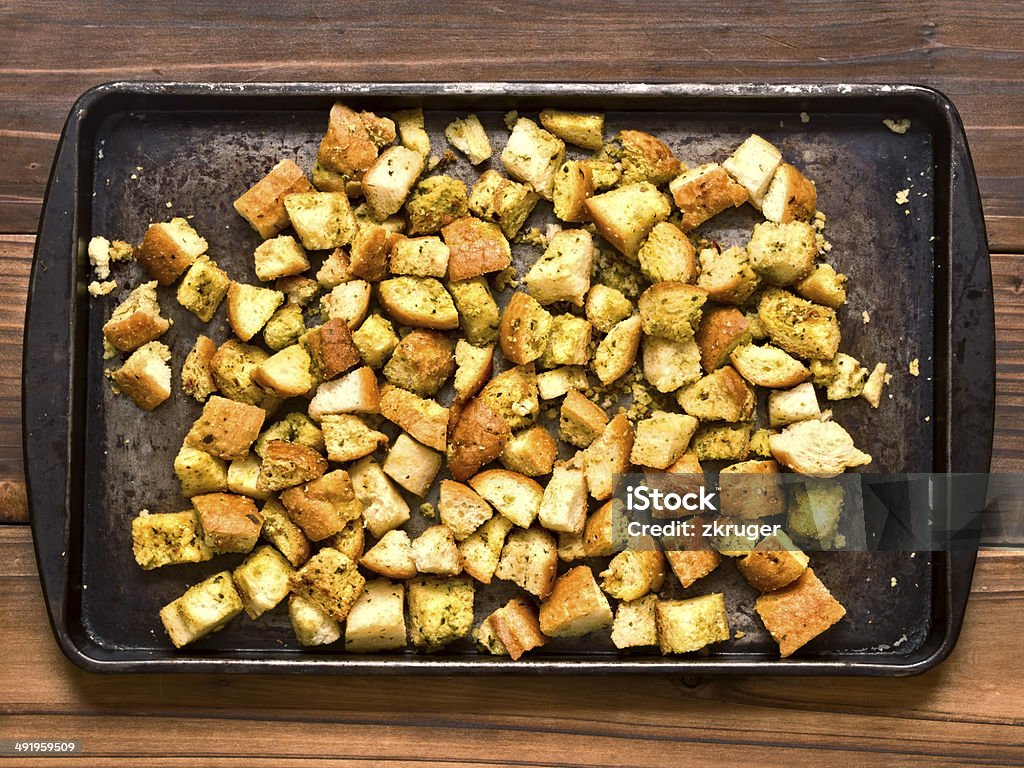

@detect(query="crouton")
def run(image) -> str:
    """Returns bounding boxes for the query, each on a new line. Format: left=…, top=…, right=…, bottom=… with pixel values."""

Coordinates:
left=637, top=222, right=697, bottom=284
left=501, top=117, right=565, bottom=199
left=762, top=163, right=817, bottom=224
left=538, top=566, right=613, bottom=637
left=253, top=412, right=324, bottom=458
left=691, top=422, right=752, bottom=462
left=669, top=163, right=749, bottom=231
left=593, top=314, right=643, bottom=385
left=290, top=547, right=366, bottom=622
left=500, top=425, right=557, bottom=477
left=260, top=497, right=311, bottom=567
left=448, top=277, right=501, bottom=345
left=445, top=114, right=492, bottom=164
left=193, top=492, right=263, bottom=554
left=665, top=540, right=722, bottom=589
left=823, top=353, right=867, bottom=400
left=441, top=216, right=512, bottom=283
left=324, top=515, right=366, bottom=561
left=479, top=364, right=539, bottom=430
left=359, top=109, right=397, bottom=148
left=109, top=341, right=172, bottom=411
left=321, top=279, right=372, bottom=329
left=226, top=283, right=284, bottom=343
left=185, top=395, right=265, bottom=461
left=617, top=129, right=683, bottom=185
left=538, top=465, right=588, bottom=534
left=405, top=175, right=469, bottom=235
left=495, top=527, right=558, bottom=598
left=351, top=314, right=399, bottom=368
left=363, top=145, right=425, bottom=219
left=579, top=500, right=625, bottom=558
left=284, top=191, right=357, bottom=250
left=499, top=292, right=553, bottom=365
left=132, top=509, right=213, bottom=570
left=438, top=480, right=493, bottom=541
left=182, top=335, right=218, bottom=402
left=642, top=335, right=702, bottom=394
left=280, top=470, right=363, bottom=541
left=256, top=441, right=327, bottom=493
left=307, top=365, right=380, bottom=420
left=136, top=217, right=208, bottom=286
left=316, top=248, right=353, bottom=289
left=454, top=340, right=494, bottom=404
left=584, top=158, right=622, bottom=189
left=469, top=170, right=540, bottom=239
left=758, top=288, right=841, bottom=361
left=347, top=457, right=409, bottom=538
left=345, top=579, right=407, bottom=652
left=316, top=102, right=383, bottom=185
left=697, top=245, right=760, bottom=305
left=722, top=134, right=783, bottom=205
left=677, top=366, right=755, bottom=423
left=747, top=221, right=817, bottom=286
left=262, top=304, right=306, bottom=352
left=638, top=282, right=707, bottom=342
left=468, top=469, right=544, bottom=529
left=301, top=318, right=359, bottom=382
left=210, top=341, right=281, bottom=411
left=159, top=571, right=242, bottom=648
left=787, top=478, right=845, bottom=547
left=794, top=263, right=847, bottom=309
left=585, top=284, right=633, bottom=333
left=232, top=545, right=294, bottom=619
left=174, top=444, right=228, bottom=498
left=584, top=182, right=671, bottom=260
left=600, top=547, right=665, bottom=601
left=389, top=235, right=450, bottom=278
left=583, top=413, right=634, bottom=500
left=656, top=593, right=730, bottom=655
left=249, top=344, right=312, bottom=399
left=410, top=525, right=463, bottom=577
left=379, top=385, right=449, bottom=451
left=630, top=412, right=699, bottom=469
left=378, top=276, right=459, bottom=330
left=768, top=381, right=821, bottom=427
left=383, top=433, right=442, bottom=496
left=345, top=224, right=389, bottom=282
left=319, top=414, right=387, bottom=464
left=524, top=229, right=593, bottom=307
left=694, top=306, right=753, bottom=372
left=252, top=235, right=309, bottom=283
left=173, top=256, right=231, bottom=323
left=719, top=459, right=786, bottom=519
left=611, top=594, right=658, bottom=649
left=755, top=568, right=845, bottom=657
left=539, top=109, right=604, bottom=151
left=459, top=514, right=514, bottom=584
left=559, top=389, right=608, bottom=448
left=234, top=159, right=315, bottom=239
left=361, top=529, right=418, bottom=580
left=537, top=366, right=589, bottom=400
left=552, top=160, right=595, bottom=222
left=447, top=396, right=510, bottom=481
left=407, top=577, right=475, bottom=650
left=861, top=362, right=887, bottom=408
left=770, top=419, right=871, bottom=477
left=102, top=280, right=171, bottom=353
left=226, top=455, right=270, bottom=501
left=382, top=330, right=454, bottom=397
left=288, top=594, right=341, bottom=646
left=749, top=428, right=776, bottom=459
left=394, top=107, right=430, bottom=157
left=736, top=531, right=808, bottom=592
left=476, top=598, right=546, bottom=660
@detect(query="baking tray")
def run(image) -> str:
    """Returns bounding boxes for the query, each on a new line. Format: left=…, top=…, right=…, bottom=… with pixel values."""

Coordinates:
left=24, top=82, right=993, bottom=675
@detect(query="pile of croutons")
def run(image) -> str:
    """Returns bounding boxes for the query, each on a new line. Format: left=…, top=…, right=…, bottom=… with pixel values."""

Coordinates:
left=97, top=101, right=887, bottom=660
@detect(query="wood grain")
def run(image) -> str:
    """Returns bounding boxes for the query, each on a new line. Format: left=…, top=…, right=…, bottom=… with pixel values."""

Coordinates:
left=2, top=1, right=1024, bottom=249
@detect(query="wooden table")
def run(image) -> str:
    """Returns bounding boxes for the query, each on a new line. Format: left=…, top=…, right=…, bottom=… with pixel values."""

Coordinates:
left=1, top=2, right=1023, bottom=765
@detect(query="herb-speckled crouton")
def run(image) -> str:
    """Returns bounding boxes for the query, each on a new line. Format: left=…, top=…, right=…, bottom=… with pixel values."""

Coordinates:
left=691, top=422, right=752, bottom=462
left=669, top=162, right=749, bottom=231
left=495, top=527, right=558, bottom=598
left=538, top=464, right=588, bottom=533
left=755, top=568, right=845, bottom=657
left=697, top=245, right=760, bottom=305
left=499, top=292, right=553, bottom=365
left=438, top=480, right=494, bottom=541
left=585, top=284, right=633, bottom=334
left=459, top=514, right=513, bottom=584
left=378, top=276, right=460, bottom=330
left=469, top=169, right=540, bottom=238
left=612, top=594, right=658, bottom=649
left=499, top=425, right=557, bottom=477
left=290, top=547, right=366, bottom=622
left=540, top=315, right=591, bottom=368
left=160, top=571, right=243, bottom=648
left=185, top=395, right=266, bottom=461
left=174, top=444, right=228, bottom=498
left=363, top=146, right=426, bottom=220
left=642, top=335, right=702, bottom=394
left=442, top=216, right=512, bottom=283
left=103, top=280, right=171, bottom=353
left=630, top=411, right=699, bottom=469
left=136, top=217, right=208, bottom=286
left=234, top=159, right=315, bottom=239
left=747, top=221, right=817, bottom=286
left=407, top=576, right=475, bottom=650
left=537, top=366, right=589, bottom=400
left=794, top=263, right=848, bottom=309
left=394, top=108, right=430, bottom=157
left=233, top=545, right=294, bottom=619
left=345, top=579, right=407, bottom=652
left=383, top=433, right=442, bottom=496
left=109, top=341, right=172, bottom=411
left=656, top=593, right=730, bottom=655
left=250, top=344, right=313, bottom=398
left=263, top=304, right=306, bottom=351
left=208, top=339, right=282, bottom=411
left=758, top=288, right=841, bottom=361
left=260, top=497, right=311, bottom=567
left=321, top=414, right=388, bottom=463
left=524, top=229, right=593, bottom=307
left=539, top=109, right=604, bottom=151
left=600, top=547, right=666, bottom=601
left=762, top=163, right=817, bottom=223
left=389, top=235, right=450, bottom=278
left=254, top=412, right=324, bottom=458
left=617, top=129, right=683, bottom=186
left=280, top=470, right=363, bottom=541
left=677, top=367, right=755, bottom=423
left=501, top=117, right=565, bottom=199
left=226, top=283, right=284, bottom=342
left=583, top=414, right=634, bottom=500
left=307, top=366, right=380, bottom=420
left=253, top=235, right=309, bottom=282
left=552, top=160, right=595, bottom=223
left=593, top=314, right=642, bottom=385
left=479, top=364, right=539, bottom=430
left=411, top=524, right=463, bottom=576
left=445, top=114, right=492, bottom=164
left=638, top=282, right=707, bottom=342
left=768, top=381, right=821, bottom=427
left=177, top=256, right=231, bottom=322
left=256, top=440, right=327, bottom=493
left=539, top=565, right=613, bottom=637
left=193, top=492, right=264, bottom=554
left=132, top=509, right=213, bottom=570
left=321, top=280, right=372, bottom=329
left=288, top=593, right=341, bottom=646
left=182, top=335, right=218, bottom=402
left=404, top=175, right=469, bottom=235
left=349, top=456, right=411, bottom=537
left=351, top=314, right=399, bottom=369
left=449, top=277, right=501, bottom=345
left=584, top=182, right=672, bottom=261
left=559, top=390, right=608, bottom=449
left=475, top=598, right=546, bottom=660
left=284, top=191, right=357, bottom=250
left=638, top=222, right=697, bottom=284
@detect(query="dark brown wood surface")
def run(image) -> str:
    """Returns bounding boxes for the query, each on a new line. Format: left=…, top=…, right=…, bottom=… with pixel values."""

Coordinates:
left=1, top=2, right=1023, bottom=765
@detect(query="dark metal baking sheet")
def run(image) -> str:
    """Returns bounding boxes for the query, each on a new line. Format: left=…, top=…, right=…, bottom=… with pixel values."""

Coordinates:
left=24, top=82, right=993, bottom=675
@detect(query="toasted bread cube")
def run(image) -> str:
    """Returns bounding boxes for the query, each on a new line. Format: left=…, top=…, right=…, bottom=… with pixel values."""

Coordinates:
left=642, top=336, right=702, bottom=395
left=407, top=577, right=475, bottom=650
left=438, top=480, right=494, bottom=541
left=389, top=235, right=449, bottom=278
left=383, top=433, right=442, bottom=496
left=539, top=109, right=604, bottom=151
left=174, top=256, right=231, bottom=323
left=447, top=397, right=510, bottom=481
left=861, top=362, right=887, bottom=408
left=612, top=594, right=658, bottom=649
left=249, top=344, right=313, bottom=398
left=749, top=428, right=776, bottom=459
left=669, top=162, right=749, bottom=231
left=787, top=478, right=845, bottom=547
left=394, top=108, right=430, bottom=157
left=323, top=514, right=365, bottom=562
left=499, top=425, right=557, bottom=477
left=537, top=366, right=589, bottom=400
left=449, top=276, right=501, bottom=345
left=585, top=182, right=671, bottom=260
left=582, top=499, right=626, bottom=557
left=321, top=414, right=388, bottom=463
left=280, top=470, right=363, bottom=541
left=638, top=222, right=697, bottom=284
left=254, top=412, right=324, bottom=458
left=794, top=263, right=847, bottom=310
left=378, top=276, right=459, bottom=330
left=361, top=530, right=418, bottom=580
left=352, top=314, right=399, bottom=368
left=174, top=444, right=228, bottom=498
left=284, top=191, right=356, bottom=250
left=136, top=217, right=208, bottom=286
left=193, top=492, right=263, bottom=554
left=479, top=364, right=539, bottom=430
left=260, top=497, right=311, bottom=567
left=363, top=146, right=425, bottom=219
left=102, top=280, right=171, bottom=352
left=770, top=420, right=870, bottom=478
left=405, top=175, right=469, bottom=235
left=762, top=162, right=817, bottom=223
left=185, top=395, right=266, bottom=461
left=453, top=340, right=494, bottom=404
left=182, top=335, right=218, bottom=402
left=233, top=159, right=315, bottom=238
left=344, top=579, right=407, bottom=652
left=227, top=283, right=284, bottom=343
left=316, top=248, right=353, bottom=289
left=209, top=339, right=282, bottom=411
left=656, top=593, right=730, bottom=655
left=823, top=353, right=867, bottom=400
left=601, top=547, right=665, bottom=601
left=583, top=414, right=634, bottom=499
left=722, top=134, right=783, bottom=205
left=290, top=547, right=366, bottom=621
left=132, top=509, right=213, bottom=570
left=252, top=235, right=310, bottom=282
left=524, top=229, right=593, bottom=307
left=697, top=245, right=760, bottom=305
left=747, top=221, right=817, bottom=287
left=558, top=529, right=589, bottom=565
left=539, top=566, right=613, bottom=637
left=316, top=102, right=381, bottom=184
left=445, top=114, right=492, bottom=164
left=616, top=129, right=683, bottom=185
left=109, top=341, right=172, bottom=411
left=383, top=330, right=454, bottom=397
left=459, top=515, right=513, bottom=584
left=585, top=284, right=633, bottom=333
left=768, top=382, right=821, bottom=427
left=552, top=160, right=595, bottom=223
left=677, top=366, right=755, bottom=423
left=256, top=440, right=327, bottom=493
left=476, top=598, right=546, bottom=660
left=758, top=288, right=841, bottom=361
left=501, top=117, right=565, bottom=199
left=321, top=279, right=372, bottom=329
left=300, top=318, right=358, bottom=381
left=469, top=169, right=540, bottom=239
left=495, top=527, right=558, bottom=598
left=308, top=366, right=380, bottom=420
left=719, top=459, right=786, bottom=519
left=630, top=412, right=699, bottom=469
left=411, top=525, right=463, bottom=576
left=737, top=531, right=808, bottom=592
left=559, top=389, right=607, bottom=448
left=538, top=465, right=588, bottom=534
left=226, top=455, right=270, bottom=501
left=442, top=216, right=512, bottom=283
left=694, top=306, right=753, bottom=372
left=500, top=292, right=554, bottom=365
left=379, top=385, right=449, bottom=451
left=289, top=593, right=341, bottom=646
left=691, top=422, right=752, bottom=462
left=263, top=304, right=306, bottom=351
left=469, top=469, right=544, bottom=529
left=755, top=568, right=845, bottom=657
left=232, top=545, right=294, bottom=619
left=593, top=314, right=642, bottom=385
left=665, top=540, right=722, bottom=587
left=160, top=571, right=243, bottom=648
left=639, top=282, right=707, bottom=342
left=585, top=158, right=622, bottom=189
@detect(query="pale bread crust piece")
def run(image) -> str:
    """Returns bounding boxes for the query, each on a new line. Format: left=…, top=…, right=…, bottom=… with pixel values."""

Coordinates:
left=761, top=163, right=817, bottom=224
left=769, top=419, right=872, bottom=478
left=729, top=343, right=811, bottom=389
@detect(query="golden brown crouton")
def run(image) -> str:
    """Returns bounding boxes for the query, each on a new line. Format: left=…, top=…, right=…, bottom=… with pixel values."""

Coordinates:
left=558, top=389, right=608, bottom=449
left=453, top=340, right=494, bottom=404
left=638, top=282, right=708, bottom=342
left=280, top=470, right=363, bottom=541
left=182, top=335, right=218, bottom=402
left=718, top=459, right=786, bottom=519
left=316, top=102, right=381, bottom=184
left=253, top=235, right=310, bottom=282
left=469, top=169, right=540, bottom=239
left=360, top=530, right=418, bottom=580
left=260, top=497, right=311, bottom=567
left=479, top=364, right=539, bottom=430
left=611, top=594, right=659, bottom=649
left=552, top=160, right=595, bottom=222
left=378, top=276, right=460, bottom=330
left=730, top=343, right=811, bottom=389
left=303, top=317, right=362, bottom=381
left=669, top=163, right=749, bottom=231
left=630, top=412, right=699, bottom=469
left=500, top=425, right=558, bottom=477
left=691, top=422, right=752, bottom=462
left=495, top=527, right=559, bottom=598
left=677, top=366, right=755, bottom=423
left=284, top=191, right=357, bottom=251
left=405, top=175, right=469, bottom=235
left=445, top=114, right=492, bottom=164
left=697, top=245, right=760, bottom=305
left=389, top=235, right=450, bottom=278
left=176, top=256, right=231, bottom=323
left=469, top=469, right=544, bottom=529
left=103, top=280, right=171, bottom=353
left=363, top=145, right=426, bottom=220
left=585, top=284, right=633, bottom=333
left=108, top=341, right=172, bottom=411
left=638, top=222, right=697, bottom=284
left=754, top=568, right=845, bottom=657
left=524, top=229, right=593, bottom=307
left=537, top=464, right=589, bottom=533
left=442, top=216, right=512, bottom=282
left=406, top=577, right=475, bottom=650
left=476, top=598, right=546, bottom=660
left=583, top=413, right=634, bottom=500
left=383, top=330, right=455, bottom=397
left=747, top=221, right=817, bottom=286
left=656, top=593, right=730, bottom=655
left=539, top=109, right=604, bottom=151
left=394, top=107, right=430, bottom=157
left=411, top=525, right=463, bottom=577
left=593, top=314, right=642, bottom=385
left=193, top=492, right=264, bottom=554
left=794, top=263, right=848, bottom=309
left=501, top=117, right=565, bottom=199
left=642, top=335, right=702, bottom=394
left=617, top=129, right=683, bottom=185
left=736, top=531, right=809, bottom=592
left=136, top=218, right=208, bottom=286
left=758, top=288, right=841, bottom=361
left=379, top=384, right=449, bottom=451
left=234, top=159, right=315, bottom=239
left=459, top=515, right=513, bottom=584
left=584, top=182, right=671, bottom=260
left=159, top=571, right=242, bottom=648
left=185, top=395, right=266, bottom=461
left=226, top=283, right=284, bottom=343
left=131, top=509, right=213, bottom=570
left=349, top=456, right=410, bottom=537
left=500, top=292, right=554, bottom=365
left=694, top=306, right=753, bottom=371
left=449, top=276, right=501, bottom=346
left=447, top=396, right=510, bottom=482
left=762, top=163, right=817, bottom=224
left=347, top=224, right=391, bottom=282
left=256, top=440, right=328, bottom=493
left=383, top=433, right=442, bottom=496
left=290, top=547, right=366, bottom=622
left=538, top=566, right=613, bottom=637
left=250, top=344, right=313, bottom=398
left=600, top=547, right=665, bottom=601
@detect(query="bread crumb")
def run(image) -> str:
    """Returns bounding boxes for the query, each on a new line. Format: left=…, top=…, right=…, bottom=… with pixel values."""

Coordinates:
left=800, top=112, right=810, bottom=124
left=504, top=111, right=519, bottom=131
left=890, top=577, right=898, bottom=587
left=165, top=201, right=173, bottom=208
left=924, top=416, right=930, bottom=422
left=419, top=502, right=436, bottom=520
left=862, top=311, right=871, bottom=324
left=88, top=279, right=117, bottom=297
left=734, top=630, right=746, bottom=639
left=883, top=118, right=911, bottom=134
left=908, top=358, right=920, bottom=377
left=895, top=188, right=910, bottom=205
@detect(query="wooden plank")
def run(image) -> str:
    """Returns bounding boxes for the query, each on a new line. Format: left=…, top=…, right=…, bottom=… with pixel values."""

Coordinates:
left=3, top=1, right=1024, bottom=247
left=0, top=528, right=1019, bottom=766
left=0, top=236, right=29, bottom=522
